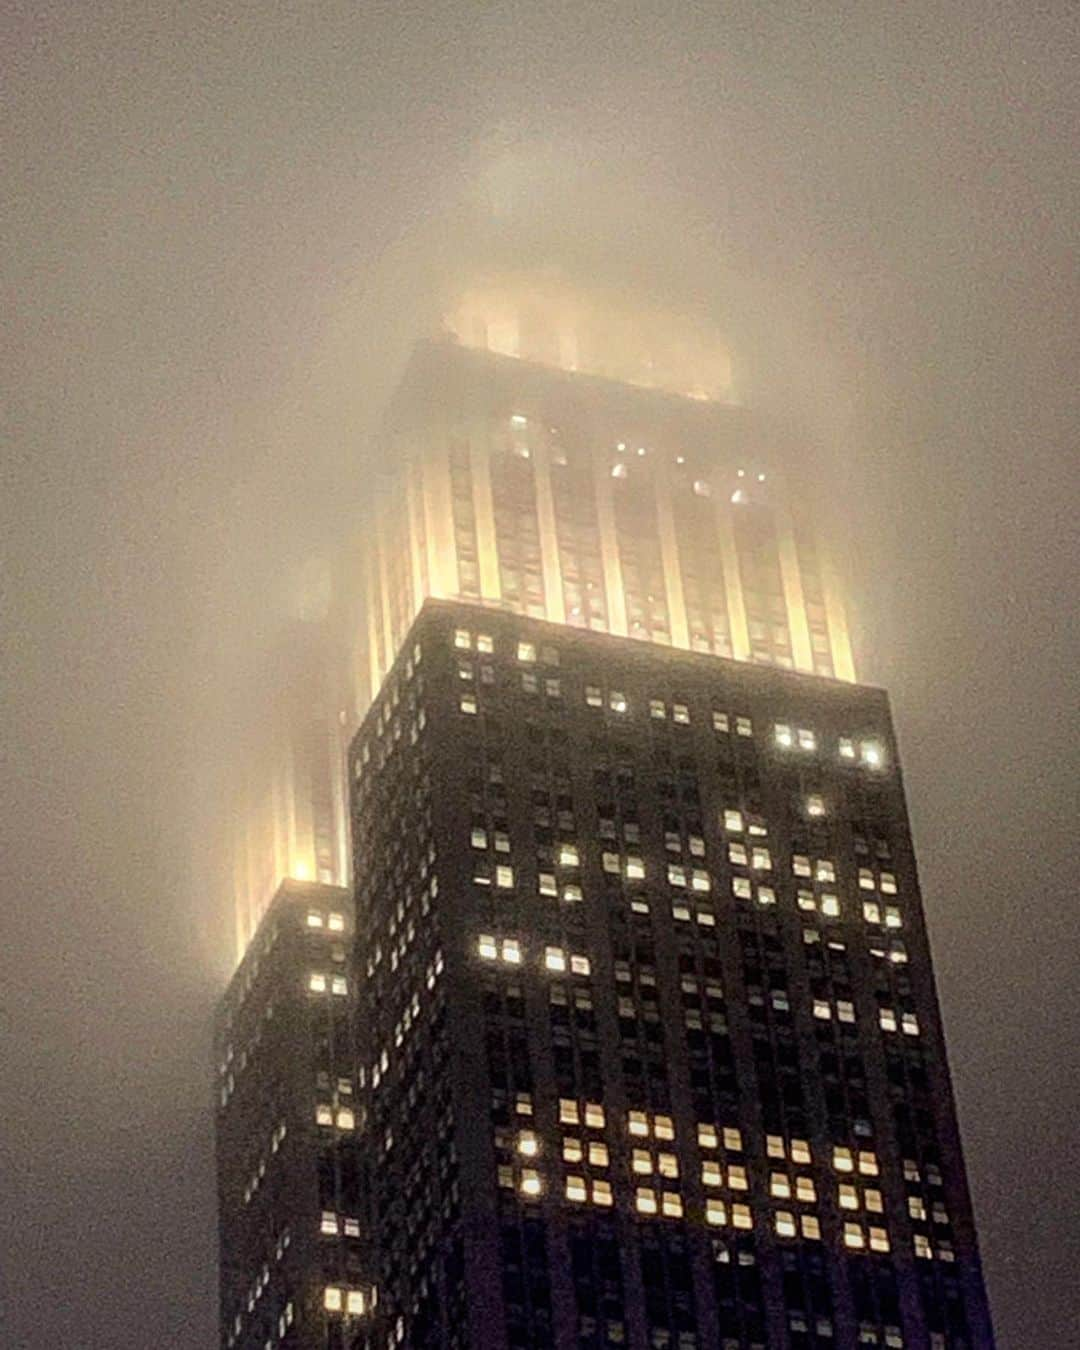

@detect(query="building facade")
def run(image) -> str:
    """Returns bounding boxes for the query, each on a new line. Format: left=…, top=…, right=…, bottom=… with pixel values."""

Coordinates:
left=215, top=879, right=375, bottom=1349
left=348, top=600, right=993, bottom=1350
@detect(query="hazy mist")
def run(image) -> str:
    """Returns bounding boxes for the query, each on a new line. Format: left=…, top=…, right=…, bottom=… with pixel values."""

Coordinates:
left=3, top=3, right=1077, bottom=1346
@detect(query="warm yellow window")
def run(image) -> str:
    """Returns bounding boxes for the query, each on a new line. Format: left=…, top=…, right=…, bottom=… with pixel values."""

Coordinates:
left=566, top=1175, right=587, bottom=1203
left=635, top=1187, right=658, bottom=1214
left=519, top=1169, right=542, bottom=1197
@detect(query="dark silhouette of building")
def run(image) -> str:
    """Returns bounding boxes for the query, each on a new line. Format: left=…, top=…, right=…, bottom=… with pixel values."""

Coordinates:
left=348, top=599, right=993, bottom=1349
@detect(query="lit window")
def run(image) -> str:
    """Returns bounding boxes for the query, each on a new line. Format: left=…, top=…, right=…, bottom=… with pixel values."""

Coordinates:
left=865, top=1188, right=884, bottom=1213
left=346, top=1291, right=367, bottom=1315
left=728, top=842, right=748, bottom=866
left=751, top=847, right=771, bottom=871
left=306, top=912, right=324, bottom=928
left=609, top=691, right=628, bottom=713
left=336, top=1108, right=355, bottom=1131
left=861, top=740, right=884, bottom=768
left=821, top=893, right=840, bottom=918
left=806, top=794, right=826, bottom=818
left=510, top=413, right=528, bottom=426
left=673, top=703, right=690, bottom=725
left=732, top=877, right=752, bottom=898
left=657, top=1152, right=679, bottom=1178
left=712, top=711, right=730, bottom=732
left=478, top=934, right=498, bottom=960
left=588, top=1141, right=609, bottom=1166
left=592, top=1179, right=613, bottom=1206
left=321, top=1211, right=338, bottom=1235
left=698, top=1124, right=718, bottom=1150
left=635, top=1188, right=658, bottom=1214
left=837, top=999, right=856, bottom=1023
left=796, top=1176, right=817, bottom=1203
left=632, top=1148, right=653, bottom=1175
left=691, top=868, right=711, bottom=892
left=723, top=808, right=743, bottom=833
left=881, top=871, right=897, bottom=894
left=736, top=716, right=753, bottom=737
left=343, top=1218, right=360, bottom=1238
left=324, top=1287, right=343, bottom=1312
left=477, top=633, right=493, bottom=653
left=559, top=1099, right=580, bottom=1125
left=566, top=1174, right=587, bottom=1203
left=844, top=1222, right=865, bottom=1249
left=767, top=1134, right=785, bottom=1159
left=792, top=855, right=811, bottom=877
left=661, top=1192, right=683, bottom=1217
left=515, top=1092, right=533, bottom=1116
left=732, top=1202, right=753, bottom=1229
left=791, top=1139, right=812, bottom=1164
left=649, top=698, right=667, bottom=719
left=706, top=1198, right=727, bottom=1226
left=908, top=1196, right=927, bottom=1220
left=586, top=685, right=603, bottom=707
left=838, top=737, right=856, bottom=759
left=884, top=905, right=902, bottom=928
left=801, top=1214, right=821, bottom=1240
left=668, top=863, right=687, bottom=887
left=519, top=1169, right=542, bottom=1197
left=798, top=728, right=817, bottom=751
left=570, top=954, right=591, bottom=976
left=559, top=844, right=580, bottom=867
left=774, top=723, right=794, bottom=749
left=517, top=642, right=536, bottom=663
left=517, top=1130, right=539, bottom=1157
left=315, top=1104, right=333, bottom=1126
left=833, top=1147, right=854, bottom=1172
left=545, top=946, right=566, bottom=972
left=495, top=865, right=514, bottom=888
left=728, top=1164, right=748, bottom=1190
left=584, top=1102, right=605, bottom=1129
left=914, top=1233, right=933, bottom=1259
left=880, top=1009, right=898, bottom=1032
left=628, top=1110, right=649, bottom=1137
left=331, top=976, right=348, bottom=996
left=460, top=693, right=477, bottom=714
left=724, top=1126, right=743, bottom=1151
left=770, top=1172, right=791, bottom=1199
left=327, top=912, right=345, bottom=932
left=839, top=1183, right=859, bottom=1210
left=602, top=851, right=620, bottom=874
left=775, top=1210, right=797, bottom=1237
left=816, top=859, right=836, bottom=882
left=539, top=872, right=557, bottom=897
left=563, top=1137, right=583, bottom=1163
left=902, top=1012, right=920, bottom=1036
left=702, top=1160, right=723, bottom=1187
left=308, top=973, right=327, bottom=993
left=625, top=857, right=645, bottom=880
left=502, top=938, right=522, bottom=964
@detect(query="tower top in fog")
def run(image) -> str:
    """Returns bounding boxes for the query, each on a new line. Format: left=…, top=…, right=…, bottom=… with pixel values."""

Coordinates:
left=442, top=268, right=735, bottom=404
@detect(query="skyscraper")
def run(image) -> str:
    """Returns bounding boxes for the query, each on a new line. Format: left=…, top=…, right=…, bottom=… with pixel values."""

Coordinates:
left=216, top=290, right=993, bottom=1349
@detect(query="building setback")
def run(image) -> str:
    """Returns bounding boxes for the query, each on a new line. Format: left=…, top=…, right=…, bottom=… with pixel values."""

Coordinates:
left=215, top=880, right=375, bottom=1349
left=348, top=600, right=993, bottom=1350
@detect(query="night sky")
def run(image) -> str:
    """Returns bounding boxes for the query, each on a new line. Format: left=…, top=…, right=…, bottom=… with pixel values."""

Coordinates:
left=3, top=3, right=1077, bottom=1346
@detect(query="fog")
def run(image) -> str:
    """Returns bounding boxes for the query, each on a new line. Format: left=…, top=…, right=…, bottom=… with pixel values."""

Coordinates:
left=3, top=3, right=1077, bottom=1346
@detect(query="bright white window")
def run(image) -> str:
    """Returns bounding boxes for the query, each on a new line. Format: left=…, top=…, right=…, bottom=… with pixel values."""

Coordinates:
left=609, top=691, right=628, bottom=713
left=545, top=946, right=567, bottom=972
left=324, top=1287, right=343, bottom=1311
left=517, top=641, right=536, bottom=663
left=308, top=973, right=327, bottom=993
